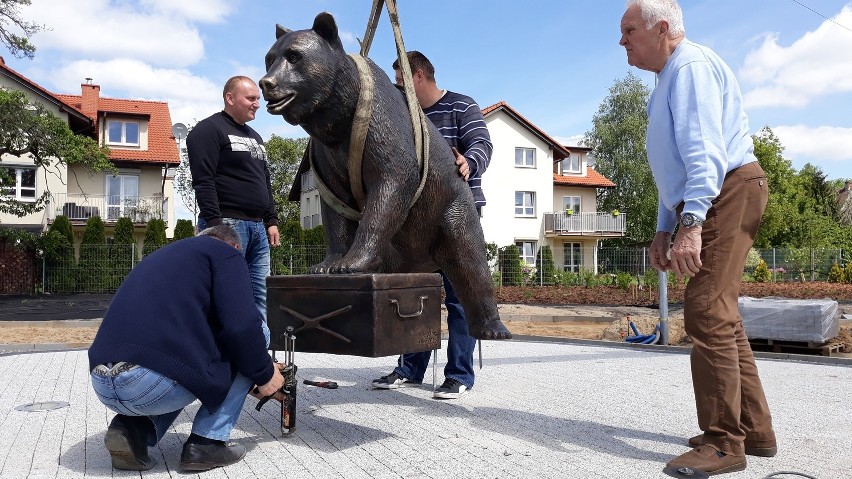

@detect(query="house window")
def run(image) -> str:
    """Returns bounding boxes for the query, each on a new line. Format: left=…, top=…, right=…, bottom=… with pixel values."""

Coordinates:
left=515, top=191, right=535, bottom=217
left=514, top=147, right=535, bottom=167
left=106, top=174, right=139, bottom=220
left=0, top=167, right=36, bottom=201
left=562, top=196, right=581, bottom=214
left=563, top=242, right=582, bottom=272
left=107, top=120, right=140, bottom=146
left=562, top=154, right=581, bottom=174
left=516, top=241, right=537, bottom=266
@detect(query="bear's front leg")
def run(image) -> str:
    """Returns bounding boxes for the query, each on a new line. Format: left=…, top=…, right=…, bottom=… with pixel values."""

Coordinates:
left=309, top=202, right=356, bottom=274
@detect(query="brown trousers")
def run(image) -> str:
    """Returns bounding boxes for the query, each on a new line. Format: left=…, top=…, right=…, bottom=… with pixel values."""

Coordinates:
left=681, top=161, right=775, bottom=456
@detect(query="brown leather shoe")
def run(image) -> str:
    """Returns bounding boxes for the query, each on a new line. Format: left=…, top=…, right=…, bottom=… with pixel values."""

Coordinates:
left=667, top=445, right=746, bottom=476
left=688, top=433, right=778, bottom=457
left=180, top=441, right=246, bottom=472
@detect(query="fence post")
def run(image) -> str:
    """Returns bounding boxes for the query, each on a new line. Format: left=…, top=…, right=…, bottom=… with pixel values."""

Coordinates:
left=42, top=255, right=47, bottom=294
left=772, top=248, right=776, bottom=282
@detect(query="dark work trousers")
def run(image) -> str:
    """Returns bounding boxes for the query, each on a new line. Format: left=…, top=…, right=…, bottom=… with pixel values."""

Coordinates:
left=681, top=161, right=775, bottom=456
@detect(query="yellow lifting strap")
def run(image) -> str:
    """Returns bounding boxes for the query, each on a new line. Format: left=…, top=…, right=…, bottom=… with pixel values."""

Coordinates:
left=312, top=0, right=430, bottom=222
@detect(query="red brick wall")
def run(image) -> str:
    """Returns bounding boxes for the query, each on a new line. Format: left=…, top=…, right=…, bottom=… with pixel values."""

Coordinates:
left=0, top=240, right=36, bottom=294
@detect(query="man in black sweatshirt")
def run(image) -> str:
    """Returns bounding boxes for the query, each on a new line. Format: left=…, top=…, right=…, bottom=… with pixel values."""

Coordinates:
left=188, top=76, right=279, bottom=345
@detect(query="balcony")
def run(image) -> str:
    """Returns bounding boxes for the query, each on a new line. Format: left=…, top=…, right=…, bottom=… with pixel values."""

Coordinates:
left=49, top=193, right=166, bottom=224
left=544, top=211, right=626, bottom=237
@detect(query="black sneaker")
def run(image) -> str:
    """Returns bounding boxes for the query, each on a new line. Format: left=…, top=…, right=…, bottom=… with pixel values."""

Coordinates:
left=433, top=378, right=469, bottom=399
left=371, top=371, right=421, bottom=389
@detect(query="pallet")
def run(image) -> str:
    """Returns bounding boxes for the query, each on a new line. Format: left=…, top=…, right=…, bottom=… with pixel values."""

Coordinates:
left=748, top=338, right=844, bottom=357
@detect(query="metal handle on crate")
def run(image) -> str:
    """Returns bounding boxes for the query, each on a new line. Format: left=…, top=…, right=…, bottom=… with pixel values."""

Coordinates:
left=389, top=296, right=428, bottom=318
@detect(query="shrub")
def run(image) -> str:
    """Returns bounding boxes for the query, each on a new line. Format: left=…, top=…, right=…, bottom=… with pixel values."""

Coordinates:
left=110, top=217, right=136, bottom=290
left=844, top=263, right=852, bottom=284
left=498, top=245, right=524, bottom=286
left=827, top=262, right=845, bottom=283
left=142, top=218, right=167, bottom=258
left=615, top=271, right=634, bottom=290
left=172, top=219, right=195, bottom=241
left=78, top=216, right=108, bottom=292
left=534, top=245, right=556, bottom=285
left=44, top=216, right=76, bottom=293
left=643, top=268, right=660, bottom=289
left=49, top=215, right=74, bottom=245
left=753, top=259, right=771, bottom=283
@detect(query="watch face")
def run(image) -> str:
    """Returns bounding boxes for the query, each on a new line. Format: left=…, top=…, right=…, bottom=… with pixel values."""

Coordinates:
left=681, top=214, right=695, bottom=227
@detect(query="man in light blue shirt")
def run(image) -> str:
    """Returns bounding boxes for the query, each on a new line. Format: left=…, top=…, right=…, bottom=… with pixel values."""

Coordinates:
left=620, top=0, right=776, bottom=476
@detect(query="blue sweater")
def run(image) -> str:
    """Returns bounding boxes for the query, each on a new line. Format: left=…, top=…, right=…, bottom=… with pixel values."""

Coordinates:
left=423, top=91, right=493, bottom=207
left=646, top=39, right=757, bottom=233
left=88, top=236, right=273, bottom=412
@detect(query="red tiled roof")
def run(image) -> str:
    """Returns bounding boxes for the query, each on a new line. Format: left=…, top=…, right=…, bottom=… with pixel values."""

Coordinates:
left=56, top=94, right=180, bottom=165
left=553, top=171, right=615, bottom=188
left=482, top=101, right=571, bottom=160
left=0, top=57, right=91, bottom=125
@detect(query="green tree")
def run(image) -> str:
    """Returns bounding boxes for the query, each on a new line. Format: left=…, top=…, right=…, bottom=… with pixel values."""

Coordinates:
left=0, top=0, right=43, bottom=59
left=752, top=127, right=796, bottom=247
left=78, top=216, right=107, bottom=292
left=172, top=218, right=195, bottom=241
left=266, top=135, right=309, bottom=224
left=753, top=259, right=771, bottom=283
left=583, top=72, right=657, bottom=244
left=534, top=245, right=556, bottom=285
left=0, top=90, right=113, bottom=217
left=498, top=245, right=524, bottom=286
left=109, top=217, right=135, bottom=289
left=142, top=218, right=167, bottom=258
left=43, top=215, right=76, bottom=292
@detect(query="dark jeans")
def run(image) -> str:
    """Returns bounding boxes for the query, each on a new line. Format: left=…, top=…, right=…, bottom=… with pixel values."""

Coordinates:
left=393, top=273, right=476, bottom=388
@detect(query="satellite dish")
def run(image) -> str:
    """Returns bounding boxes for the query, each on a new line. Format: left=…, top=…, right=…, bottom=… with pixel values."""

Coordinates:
left=172, top=122, right=188, bottom=140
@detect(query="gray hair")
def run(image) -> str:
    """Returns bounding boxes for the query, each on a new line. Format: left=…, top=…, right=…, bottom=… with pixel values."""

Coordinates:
left=198, top=224, right=240, bottom=246
left=627, top=0, right=685, bottom=37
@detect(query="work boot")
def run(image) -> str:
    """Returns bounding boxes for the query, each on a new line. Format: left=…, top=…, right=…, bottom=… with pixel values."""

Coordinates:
left=104, top=414, right=156, bottom=471
left=666, top=445, right=746, bottom=476
left=688, top=433, right=777, bottom=457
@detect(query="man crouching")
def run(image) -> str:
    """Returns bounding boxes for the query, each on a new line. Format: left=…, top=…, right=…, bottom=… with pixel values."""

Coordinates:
left=88, top=225, right=283, bottom=472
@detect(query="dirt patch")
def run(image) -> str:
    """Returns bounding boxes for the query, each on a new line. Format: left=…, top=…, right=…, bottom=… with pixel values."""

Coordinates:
left=0, top=326, right=97, bottom=344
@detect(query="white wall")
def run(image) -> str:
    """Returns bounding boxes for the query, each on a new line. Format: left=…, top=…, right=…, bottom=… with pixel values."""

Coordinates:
left=480, top=110, right=554, bottom=249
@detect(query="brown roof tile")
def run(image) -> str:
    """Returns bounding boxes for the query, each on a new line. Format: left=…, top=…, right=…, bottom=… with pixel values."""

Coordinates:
left=553, top=171, right=615, bottom=188
left=56, top=94, right=180, bottom=165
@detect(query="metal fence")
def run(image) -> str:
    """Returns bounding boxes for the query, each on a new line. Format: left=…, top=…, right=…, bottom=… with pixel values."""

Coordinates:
left=30, top=244, right=852, bottom=294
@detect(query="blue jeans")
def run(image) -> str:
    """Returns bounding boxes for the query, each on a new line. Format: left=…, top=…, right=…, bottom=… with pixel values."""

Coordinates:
left=90, top=365, right=253, bottom=443
left=394, top=273, right=476, bottom=388
left=198, top=217, right=270, bottom=346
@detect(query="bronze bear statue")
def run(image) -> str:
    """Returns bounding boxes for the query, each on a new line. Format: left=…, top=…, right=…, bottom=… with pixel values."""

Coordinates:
left=259, top=12, right=510, bottom=340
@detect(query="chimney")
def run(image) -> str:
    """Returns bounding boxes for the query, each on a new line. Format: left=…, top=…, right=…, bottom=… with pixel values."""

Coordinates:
left=80, top=80, right=100, bottom=119
left=0, top=56, right=5, bottom=66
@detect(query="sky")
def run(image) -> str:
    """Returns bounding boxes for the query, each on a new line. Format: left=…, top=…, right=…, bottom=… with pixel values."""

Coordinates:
left=8, top=0, right=852, bottom=221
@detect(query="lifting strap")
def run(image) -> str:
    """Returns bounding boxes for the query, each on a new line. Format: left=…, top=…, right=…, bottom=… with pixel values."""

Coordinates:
left=311, top=0, right=429, bottom=222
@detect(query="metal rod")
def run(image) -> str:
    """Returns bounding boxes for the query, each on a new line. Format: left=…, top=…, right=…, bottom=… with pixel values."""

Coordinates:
left=659, top=271, right=669, bottom=345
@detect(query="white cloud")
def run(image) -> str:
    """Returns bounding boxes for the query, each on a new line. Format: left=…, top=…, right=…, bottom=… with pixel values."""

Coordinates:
left=554, top=134, right=586, bottom=148
left=23, top=0, right=206, bottom=67
left=140, top=0, right=233, bottom=23
left=51, top=59, right=221, bottom=125
left=741, top=6, right=852, bottom=109
left=773, top=125, right=852, bottom=164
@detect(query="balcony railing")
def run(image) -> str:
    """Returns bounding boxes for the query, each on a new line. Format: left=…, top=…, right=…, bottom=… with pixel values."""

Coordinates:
left=544, top=211, right=626, bottom=236
left=49, top=193, right=166, bottom=223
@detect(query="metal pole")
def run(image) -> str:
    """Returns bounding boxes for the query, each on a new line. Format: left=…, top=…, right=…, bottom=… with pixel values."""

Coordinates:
left=658, top=271, right=669, bottom=345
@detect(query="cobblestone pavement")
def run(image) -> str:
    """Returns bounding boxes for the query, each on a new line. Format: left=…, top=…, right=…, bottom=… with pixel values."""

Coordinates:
left=0, top=340, right=850, bottom=478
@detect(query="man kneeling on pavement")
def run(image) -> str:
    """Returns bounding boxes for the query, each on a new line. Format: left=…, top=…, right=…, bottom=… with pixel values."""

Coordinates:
left=88, top=224, right=283, bottom=472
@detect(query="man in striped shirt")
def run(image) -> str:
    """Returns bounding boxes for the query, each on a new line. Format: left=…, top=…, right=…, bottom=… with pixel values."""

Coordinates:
left=372, top=51, right=493, bottom=399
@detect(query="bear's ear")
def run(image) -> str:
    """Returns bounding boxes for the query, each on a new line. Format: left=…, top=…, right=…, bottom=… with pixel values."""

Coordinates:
left=275, top=24, right=292, bottom=39
left=312, top=12, right=344, bottom=51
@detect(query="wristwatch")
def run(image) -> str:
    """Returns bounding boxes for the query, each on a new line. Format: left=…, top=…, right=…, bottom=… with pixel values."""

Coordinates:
left=680, top=213, right=704, bottom=228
